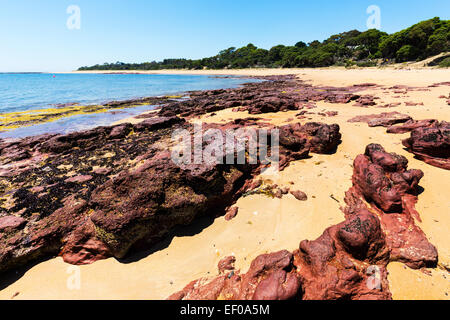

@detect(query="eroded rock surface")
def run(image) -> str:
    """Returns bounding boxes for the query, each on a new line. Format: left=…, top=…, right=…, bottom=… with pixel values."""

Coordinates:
left=0, top=107, right=341, bottom=273
left=348, top=112, right=412, bottom=127
left=169, top=144, right=438, bottom=300
left=159, top=76, right=378, bottom=118
left=344, top=144, right=438, bottom=269
left=402, top=121, right=450, bottom=170
left=387, top=119, right=438, bottom=134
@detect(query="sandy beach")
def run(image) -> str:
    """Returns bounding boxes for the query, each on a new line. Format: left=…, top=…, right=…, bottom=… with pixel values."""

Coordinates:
left=0, top=67, right=449, bottom=300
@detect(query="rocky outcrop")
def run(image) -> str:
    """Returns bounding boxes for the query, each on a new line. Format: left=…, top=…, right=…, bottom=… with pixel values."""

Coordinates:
left=343, top=144, right=438, bottom=268
left=402, top=121, right=450, bottom=170
left=0, top=116, right=188, bottom=272
left=294, top=209, right=391, bottom=300
left=169, top=209, right=392, bottom=301
left=277, top=122, right=341, bottom=169
left=348, top=112, right=412, bottom=127
left=169, top=144, right=438, bottom=300
left=0, top=110, right=341, bottom=273
left=159, top=76, right=377, bottom=118
left=386, top=119, right=438, bottom=134
left=281, top=122, right=341, bottom=154
left=350, top=143, right=423, bottom=212
left=382, top=119, right=449, bottom=170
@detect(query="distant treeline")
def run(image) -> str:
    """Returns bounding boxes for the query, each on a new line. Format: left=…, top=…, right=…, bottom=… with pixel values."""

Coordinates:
left=79, top=17, right=449, bottom=70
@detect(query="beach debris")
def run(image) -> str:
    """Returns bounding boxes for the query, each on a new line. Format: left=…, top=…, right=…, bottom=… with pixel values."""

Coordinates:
left=329, top=194, right=340, bottom=203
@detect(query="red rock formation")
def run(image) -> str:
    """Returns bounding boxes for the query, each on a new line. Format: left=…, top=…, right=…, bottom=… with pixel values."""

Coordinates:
left=386, top=119, right=438, bottom=134
left=0, top=216, right=26, bottom=232
left=218, top=256, right=236, bottom=274
left=294, top=210, right=391, bottom=300
left=279, top=122, right=341, bottom=154
left=402, top=121, right=450, bottom=170
left=348, top=112, right=412, bottom=127
left=159, top=75, right=378, bottom=118
left=0, top=113, right=341, bottom=272
left=351, top=143, right=423, bottom=212
left=168, top=250, right=300, bottom=300
left=344, top=144, right=438, bottom=268
left=169, top=144, right=438, bottom=300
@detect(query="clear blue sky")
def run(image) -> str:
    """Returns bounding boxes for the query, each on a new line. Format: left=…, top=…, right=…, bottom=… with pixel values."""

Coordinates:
left=0, top=0, right=448, bottom=72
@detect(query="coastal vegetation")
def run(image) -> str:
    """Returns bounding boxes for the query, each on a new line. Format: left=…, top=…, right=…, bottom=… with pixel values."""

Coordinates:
left=79, top=17, right=449, bottom=70
left=439, top=57, right=450, bottom=67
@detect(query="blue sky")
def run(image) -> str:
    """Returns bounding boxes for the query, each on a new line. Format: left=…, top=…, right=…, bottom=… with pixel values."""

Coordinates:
left=0, top=0, right=448, bottom=72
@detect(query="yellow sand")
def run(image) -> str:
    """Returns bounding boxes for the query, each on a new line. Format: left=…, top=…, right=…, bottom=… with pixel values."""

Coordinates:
left=1, top=68, right=449, bottom=300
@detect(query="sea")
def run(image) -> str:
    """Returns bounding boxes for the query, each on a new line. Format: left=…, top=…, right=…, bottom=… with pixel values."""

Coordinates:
left=0, top=73, right=256, bottom=139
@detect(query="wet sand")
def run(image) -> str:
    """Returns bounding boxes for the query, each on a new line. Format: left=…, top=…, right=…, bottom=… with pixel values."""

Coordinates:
left=1, top=68, right=449, bottom=300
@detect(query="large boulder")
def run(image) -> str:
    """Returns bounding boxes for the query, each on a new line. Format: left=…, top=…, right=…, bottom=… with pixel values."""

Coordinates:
left=402, top=121, right=450, bottom=170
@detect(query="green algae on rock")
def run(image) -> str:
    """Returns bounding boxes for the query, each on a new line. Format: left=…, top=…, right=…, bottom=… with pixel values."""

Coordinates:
left=0, top=96, right=178, bottom=132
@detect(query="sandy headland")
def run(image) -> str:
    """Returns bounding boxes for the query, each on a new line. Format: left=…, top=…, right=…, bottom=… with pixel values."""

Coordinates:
left=0, top=67, right=449, bottom=300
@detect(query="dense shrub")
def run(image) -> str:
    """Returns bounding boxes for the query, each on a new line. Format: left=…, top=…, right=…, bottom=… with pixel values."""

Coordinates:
left=439, top=57, right=450, bottom=67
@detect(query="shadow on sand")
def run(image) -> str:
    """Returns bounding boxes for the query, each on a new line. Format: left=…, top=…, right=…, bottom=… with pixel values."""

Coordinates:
left=0, top=214, right=218, bottom=292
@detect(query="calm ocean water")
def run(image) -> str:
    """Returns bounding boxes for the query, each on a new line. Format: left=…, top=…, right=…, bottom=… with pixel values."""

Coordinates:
left=0, top=73, right=255, bottom=139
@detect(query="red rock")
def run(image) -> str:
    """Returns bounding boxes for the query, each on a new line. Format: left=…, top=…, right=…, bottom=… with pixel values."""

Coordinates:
left=353, top=95, right=377, bottom=107
left=402, top=121, right=450, bottom=170
left=279, top=122, right=341, bottom=155
left=295, top=210, right=391, bottom=300
left=169, top=144, right=438, bottom=300
left=225, top=207, right=239, bottom=221
left=378, top=102, right=401, bottom=108
left=351, top=144, right=423, bottom=212
left=344, top=144, right=438, bottom=268
left=0, top=76, right=347, bottom=274
left=93, top=167, right=112, bottom=175
left=65, top=175, right=93, bottom=183
left=169, top=250, right=301, bottom=300
left=218, top=256, right=236, bottom=273
left=404, top=102, right=424, bottom=106
left=290, top=190, right=308, bottom=201
left=0, top=216, right=26, bottom=232
left=387, top=119, right=438, bottom=134
left=159, top=76, right=378, bottom=118
left=348, top=112, right=412, bottom=127
left=61, top=220, right=111, bottom=265
left=274, top=189, right=283, bottom=198
left=353, top=83, right=377, bottom=87
left=109, top=123, right=132, bottom=139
